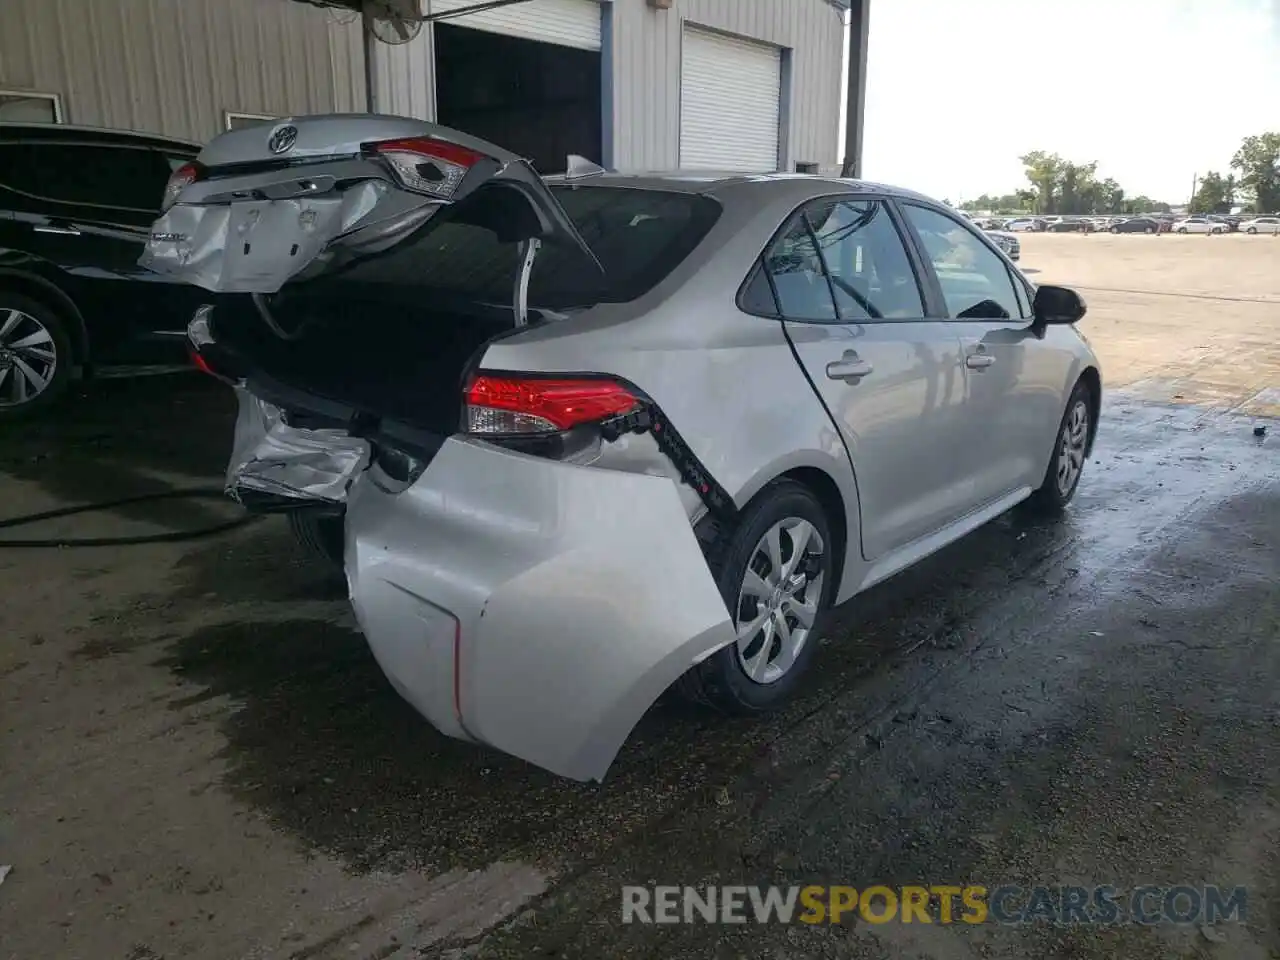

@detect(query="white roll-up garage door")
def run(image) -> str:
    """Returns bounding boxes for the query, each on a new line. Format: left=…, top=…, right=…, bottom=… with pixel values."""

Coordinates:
left=680, top=27, right=781, bottom=172
left=427, top=0, right=601, bottom=50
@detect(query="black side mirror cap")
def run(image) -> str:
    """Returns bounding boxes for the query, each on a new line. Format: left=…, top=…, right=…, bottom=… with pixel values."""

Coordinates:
left=1033, top=284, right=1087, bottom=326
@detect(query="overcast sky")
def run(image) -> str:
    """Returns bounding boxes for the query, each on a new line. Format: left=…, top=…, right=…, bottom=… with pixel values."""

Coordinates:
left=857, top=0, right=1280, bottom=204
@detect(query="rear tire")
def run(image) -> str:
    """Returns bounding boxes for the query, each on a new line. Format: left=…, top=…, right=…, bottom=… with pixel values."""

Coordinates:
left=1026, top=382, right=1093, bottom=515
left=0, top=293, right=73, bottom=419
left=288, top=511, right=345, bottom=569
left=1145, top=227, right=1154, bottom=234
left=677, top=481, right=836, bottom=714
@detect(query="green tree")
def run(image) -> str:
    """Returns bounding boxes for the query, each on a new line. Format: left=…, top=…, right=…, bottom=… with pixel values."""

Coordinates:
left=1189, top=171, right=1231, bottom=213
left=1230, top=133, right=1280, bottom=213
left=1019, top=151, right=1064, bottom=213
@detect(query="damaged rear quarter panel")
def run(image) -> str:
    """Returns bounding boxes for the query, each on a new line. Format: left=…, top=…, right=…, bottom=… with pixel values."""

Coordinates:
left=345, top=436, right=735, bottom=782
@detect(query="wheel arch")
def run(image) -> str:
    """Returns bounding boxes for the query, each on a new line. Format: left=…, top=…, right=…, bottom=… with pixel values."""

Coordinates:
left=728, top=450, right=862, bottom=604
left=0, top=269, right=89, bottom=365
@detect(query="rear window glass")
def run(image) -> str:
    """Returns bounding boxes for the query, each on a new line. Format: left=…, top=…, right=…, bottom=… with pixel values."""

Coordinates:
left=0, top=142, right=179, bottom=210
left=298, top=184, right=721, bottom=308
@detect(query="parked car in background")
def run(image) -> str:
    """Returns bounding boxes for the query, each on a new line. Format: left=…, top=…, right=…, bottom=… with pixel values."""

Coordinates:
left=165, top=115, right=1101, bottom=781
left=1110, top=216, right=1161, bottom=234
left=1046, top=217, right=1092, bottom=233
left=1004, top=218, right=1042, bottom=232
left=984, top=229, right=1021, bottom=260
left=1206, top=214, right=1239, bottom=232
left=1172, top=217, right=1225, bottom=234
left=0, top=122, right=205, bottom=417
left=1240, top=216, right=1280, bottom=235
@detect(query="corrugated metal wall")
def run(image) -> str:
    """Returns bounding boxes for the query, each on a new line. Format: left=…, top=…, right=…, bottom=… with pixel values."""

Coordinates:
left=0, top=0, right=366, bottom=142
left=609, top=0, right=845, bottom=172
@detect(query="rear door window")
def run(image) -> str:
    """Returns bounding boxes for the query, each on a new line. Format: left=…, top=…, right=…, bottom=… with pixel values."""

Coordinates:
left=805, top=199, right=924, bottom=320
left=0, top=142, right=178, bottom=211
left=762, top=217, right=837, bottom=321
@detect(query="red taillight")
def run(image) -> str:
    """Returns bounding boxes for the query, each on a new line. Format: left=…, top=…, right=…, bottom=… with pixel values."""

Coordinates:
left=162, top=161, right=204, bottom=212
left=369, top=137, right=486, bottom=199
left=190, top=350, right=217, bottom=377
left=463, top=375, right=639, bottom=435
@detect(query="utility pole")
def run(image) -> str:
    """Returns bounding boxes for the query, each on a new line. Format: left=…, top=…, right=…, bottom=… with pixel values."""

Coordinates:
left=840, top=0, right=869, bottom=178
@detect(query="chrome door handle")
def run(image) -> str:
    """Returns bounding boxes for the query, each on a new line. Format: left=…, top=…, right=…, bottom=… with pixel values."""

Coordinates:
left=34, top=225, right=80, bottom=236
left=965, top=353, right=996, bottom=370
left=826, top=352, right=874, bottom=382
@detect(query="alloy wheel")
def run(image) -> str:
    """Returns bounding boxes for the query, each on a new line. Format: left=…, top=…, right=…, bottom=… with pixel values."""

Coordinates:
left=0, top=308, right=58, bottom=408
left=733, top=517, right=825, bottom=685
left=1056, top=399, right=1089, bottom=497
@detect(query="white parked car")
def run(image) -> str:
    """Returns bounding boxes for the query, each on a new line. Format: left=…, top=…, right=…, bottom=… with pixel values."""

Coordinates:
left=1239, top=216, right=1280, bottom=235
left=1005, top=218, right=1041, bottom=232
left=1172, top=217, right=1226, bottom=235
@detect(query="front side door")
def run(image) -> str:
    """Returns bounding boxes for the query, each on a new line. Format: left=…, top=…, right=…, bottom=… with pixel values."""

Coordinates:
left=0, top=139, right=208, bottom=364
left=897, top=201, right=1060, bottom=504
left=757, top=197, right=969, bottom=560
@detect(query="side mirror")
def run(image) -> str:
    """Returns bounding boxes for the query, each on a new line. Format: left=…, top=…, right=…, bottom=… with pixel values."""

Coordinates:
left=1032, top=284, right=1087, bottom=326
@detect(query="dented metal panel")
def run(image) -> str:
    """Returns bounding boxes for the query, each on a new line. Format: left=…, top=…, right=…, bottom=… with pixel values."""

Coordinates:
left=345, top=437, right=735, bottom=781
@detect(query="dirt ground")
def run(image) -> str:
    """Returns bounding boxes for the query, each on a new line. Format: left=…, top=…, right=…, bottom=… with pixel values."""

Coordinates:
left=0, top=235, right=1277, bottom=960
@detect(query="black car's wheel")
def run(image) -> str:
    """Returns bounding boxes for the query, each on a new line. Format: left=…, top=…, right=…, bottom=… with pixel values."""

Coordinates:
left=288, top=511, right=345, bottom=569
left=1145, top=226, right=1154, bottom=234
left=0, top=294, right=72, bottom=419
left=1109, top=226, right=1119, bottom=234
left=678, top=481, right=835, bottom=713
left=1026, top=381, right=1093, bottom=515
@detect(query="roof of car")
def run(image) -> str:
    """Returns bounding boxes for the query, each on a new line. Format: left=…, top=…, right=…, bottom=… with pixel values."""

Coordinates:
left=543, top=170, right=941, bottom=204
left=0, top=122, right=199, bottom=152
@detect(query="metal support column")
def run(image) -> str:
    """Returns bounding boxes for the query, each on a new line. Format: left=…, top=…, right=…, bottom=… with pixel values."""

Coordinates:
left=840, top=0, right=869, bottom=179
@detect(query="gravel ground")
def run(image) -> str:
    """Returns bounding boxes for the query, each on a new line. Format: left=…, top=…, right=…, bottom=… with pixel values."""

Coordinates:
left=0, top=235, right=1276, bottom=960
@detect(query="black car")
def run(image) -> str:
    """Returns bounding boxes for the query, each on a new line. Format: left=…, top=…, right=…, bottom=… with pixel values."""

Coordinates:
left=1046, top=218, right=1092, bottom=233
left=1110, top=217, right=1161, bottom=234
left=0, top=123, right=207, bottom=416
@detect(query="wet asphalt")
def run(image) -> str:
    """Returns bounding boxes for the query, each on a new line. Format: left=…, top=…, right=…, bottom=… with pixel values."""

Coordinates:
left=1, top=373, right=1277, bottom=960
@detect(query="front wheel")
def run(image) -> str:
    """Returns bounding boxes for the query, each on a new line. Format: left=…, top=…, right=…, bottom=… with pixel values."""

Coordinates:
left=1026, top=383, right=1093, bottom=514
left=1176, top=227, right=1188, bottom=234
left=1247, top=227, right=1258, bottom=234
left=678, top=481, right=835, bottom=713
left=1145, top=227, right=1155, bottom=234
left=1109, top=227, right=1119, bottom=234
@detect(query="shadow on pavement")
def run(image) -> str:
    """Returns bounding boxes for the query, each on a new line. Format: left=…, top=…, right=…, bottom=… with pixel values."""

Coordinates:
left=0, top=374, right=237, bottom=529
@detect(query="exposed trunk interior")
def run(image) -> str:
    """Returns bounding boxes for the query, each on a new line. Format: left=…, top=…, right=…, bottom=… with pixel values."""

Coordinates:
left=210, top=289, right=513, bottom=434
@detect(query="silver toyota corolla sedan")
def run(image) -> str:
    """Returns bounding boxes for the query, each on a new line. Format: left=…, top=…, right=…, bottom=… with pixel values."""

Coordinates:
left=146, top=116, right=1100, bottom=781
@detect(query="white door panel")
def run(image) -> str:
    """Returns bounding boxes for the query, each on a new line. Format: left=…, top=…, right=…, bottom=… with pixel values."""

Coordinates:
left=680, top=27, right=780, bottom=172
left=428, top=0, right=601, bottom=49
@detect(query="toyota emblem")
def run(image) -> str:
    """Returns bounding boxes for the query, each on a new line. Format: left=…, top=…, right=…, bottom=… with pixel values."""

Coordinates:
left=267, top=124, right=298, bottom=155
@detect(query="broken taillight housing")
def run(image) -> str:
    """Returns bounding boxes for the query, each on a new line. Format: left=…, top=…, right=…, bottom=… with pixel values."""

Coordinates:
left=161, top=161, right=205, bottom=211
left=463, top=374, right=639, bottom=436
left=369, top=137, right=485, bottom=200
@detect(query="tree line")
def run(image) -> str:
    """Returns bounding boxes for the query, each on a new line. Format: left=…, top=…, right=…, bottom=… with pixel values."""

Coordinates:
left=959, top=131, right=1280, bottom=217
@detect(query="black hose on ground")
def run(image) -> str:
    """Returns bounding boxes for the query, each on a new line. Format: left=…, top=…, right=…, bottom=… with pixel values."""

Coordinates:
left=0, top=488, right=259, bottom=547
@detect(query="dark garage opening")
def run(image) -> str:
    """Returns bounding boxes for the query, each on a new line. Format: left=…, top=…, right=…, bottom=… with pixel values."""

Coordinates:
left=434, top=23, right=602, bottom=175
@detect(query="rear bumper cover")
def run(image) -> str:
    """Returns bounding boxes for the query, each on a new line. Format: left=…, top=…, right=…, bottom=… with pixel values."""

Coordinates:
left=345, top=436, right=734, bottom=781
left=231, top=390, right=735, bottom=780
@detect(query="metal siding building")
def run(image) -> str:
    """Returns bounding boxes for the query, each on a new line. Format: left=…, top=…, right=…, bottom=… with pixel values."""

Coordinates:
left=0, top=0, right=367, bottom=143
left=0, top=0, right=846, bottom=171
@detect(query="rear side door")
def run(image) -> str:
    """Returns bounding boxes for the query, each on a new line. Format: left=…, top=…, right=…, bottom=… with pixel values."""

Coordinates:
left=0, top=139, right=206, bottom=363
left=897, top=200, right=1061, bottom=504
left=750, top=196, right=970, bottom=560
